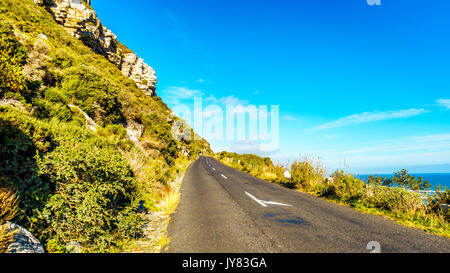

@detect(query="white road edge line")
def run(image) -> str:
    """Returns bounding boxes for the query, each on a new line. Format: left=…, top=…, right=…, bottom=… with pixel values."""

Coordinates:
left=221, top=174, right=228, bottom=179
left=245, top=191, right=268, bottom=207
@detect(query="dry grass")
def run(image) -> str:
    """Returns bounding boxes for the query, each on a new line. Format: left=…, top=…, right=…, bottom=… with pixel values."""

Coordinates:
left=161, top=189, right=180, bottom=216
left=0, top=185, right=19, bottom=223
left=260, top=172, right=278, bottom=181
left=0, top=185, right=19, bottom=253
left=290, top=154, right=326, bottom=190
left=0, top=225, right=13, bottom=253
left=123, top=165, right=187, bottom=253
left=121, top=147, right=170, bottom=211
left=160, top=167, right=187, bottom=216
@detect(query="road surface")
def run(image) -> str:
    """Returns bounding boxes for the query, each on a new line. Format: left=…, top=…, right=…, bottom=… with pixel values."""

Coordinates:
left=165, top=157, right=450, bottom=253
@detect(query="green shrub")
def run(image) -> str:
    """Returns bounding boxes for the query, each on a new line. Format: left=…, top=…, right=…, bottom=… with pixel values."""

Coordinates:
left=160, top=140, right=179, bottom=166
left=279, top=179, right=297, bottom=189
left=324, top=170, right=365, bottom=202
left=60, top=66, right=123, bottom=125
left=0, top=20, right=28, bottom=97
left=1, top=107, right=142, bottom=252
left=49, top=48, right=74, bottom=69
left=362, top=184, right=424, bottom=213
left=32, top=98, right=72, bottom=121
left=141, top=112, right=172, bottom=142
left=39, top=140, right=143, bottom=252
left=427, top=186, right=450, bottom=219
left=366, top=175, right=392, bottom=186
left=216, top=151, right=288, bottom=185
left=387, top=169, right=431, bottom=190
left=290, top=156, right=325, bottom=190
left=0, top=109, right=53, bottom=222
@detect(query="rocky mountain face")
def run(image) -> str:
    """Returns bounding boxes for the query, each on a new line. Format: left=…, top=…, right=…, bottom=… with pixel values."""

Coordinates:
left=33, top=0, right=157, bottom=96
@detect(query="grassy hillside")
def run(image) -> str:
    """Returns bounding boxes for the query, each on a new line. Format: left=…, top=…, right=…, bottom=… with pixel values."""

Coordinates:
left=0, top=0, right=211, bottom=252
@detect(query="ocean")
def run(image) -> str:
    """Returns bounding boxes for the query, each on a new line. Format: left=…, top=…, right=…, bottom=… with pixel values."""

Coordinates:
left=356, top=173, right=450, bottom=190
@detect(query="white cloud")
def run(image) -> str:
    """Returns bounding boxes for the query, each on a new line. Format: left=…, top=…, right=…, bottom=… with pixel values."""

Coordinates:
left=308, top=108, right=430, bottom=131
left=204, top=95, right=248, bottom=106
left=220, top=96, right=249, bottom=105
left=204, top=94, right=218, bottom=103
left=437, top=99, right=450, bottom=109
left=197, top=78, right=205, bottom=83
left=162, top=87, right=250, bottom=110
left=321, top=133, right=337, bottom=140
left=202, top=109, right=222, bottom=118
left=283, top=115, right=298, bottom=121
left=299, top=132, right=450, bottom=172
left=162, top=86, right=204, bottom=104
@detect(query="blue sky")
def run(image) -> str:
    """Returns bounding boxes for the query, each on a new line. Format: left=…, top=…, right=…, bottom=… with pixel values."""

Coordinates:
left=91, top=0, right=450, bottom=174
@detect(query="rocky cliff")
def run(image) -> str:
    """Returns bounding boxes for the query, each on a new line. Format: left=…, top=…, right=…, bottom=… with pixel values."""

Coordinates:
left=33, top=0, right=157, bottom=96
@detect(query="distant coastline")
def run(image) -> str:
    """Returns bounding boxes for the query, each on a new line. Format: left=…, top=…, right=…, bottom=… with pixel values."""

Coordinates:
left=357, top=173, right=450, bottom=189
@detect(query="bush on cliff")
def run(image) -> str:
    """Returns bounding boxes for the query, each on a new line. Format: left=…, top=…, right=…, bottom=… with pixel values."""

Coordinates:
left=39, top=140, right=142, bottom=252
left=0, top=20, right=27, bottom=97
left=1, top=107, right=142, bottom=252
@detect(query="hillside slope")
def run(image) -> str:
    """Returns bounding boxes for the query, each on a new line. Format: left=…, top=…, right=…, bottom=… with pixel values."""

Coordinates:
left=0, top=0, right=211, bottom=252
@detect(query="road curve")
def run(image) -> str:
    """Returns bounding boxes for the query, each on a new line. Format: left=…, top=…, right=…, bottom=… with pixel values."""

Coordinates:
left=164, top=156, right=450, bottom=253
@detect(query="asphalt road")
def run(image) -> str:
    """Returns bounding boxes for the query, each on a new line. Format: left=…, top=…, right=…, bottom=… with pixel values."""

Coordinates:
left=165, top=156, right=450, bottom=253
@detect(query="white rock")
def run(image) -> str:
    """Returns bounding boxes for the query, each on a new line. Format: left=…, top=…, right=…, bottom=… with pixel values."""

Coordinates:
left=38, top=33, right=48, bottom=40
left=284, top=170, right=291, bottom=179
left=3, top=222, right=44, bottom=253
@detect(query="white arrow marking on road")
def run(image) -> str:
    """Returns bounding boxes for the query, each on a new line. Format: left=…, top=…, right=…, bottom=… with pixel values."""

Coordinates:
left=263, top=201, right=292, bottom=207
left=245, top=191, right=268, bottom=207
left=221, top=174, right=228, bottom=179
left=245, top=191, right=292, bottom=207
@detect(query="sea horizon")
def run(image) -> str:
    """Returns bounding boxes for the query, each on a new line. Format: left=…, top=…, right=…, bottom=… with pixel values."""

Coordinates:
left=356, top=173, right=450, bottom=190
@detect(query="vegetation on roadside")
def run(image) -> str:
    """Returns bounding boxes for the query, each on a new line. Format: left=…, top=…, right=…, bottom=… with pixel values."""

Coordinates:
left=0, top=0, right=211, bottom=252
left=0, top=183, right=19, bottom=253
left=216, top=152, right=450, bottom=237
left=216, top=152, right=286, bottom=183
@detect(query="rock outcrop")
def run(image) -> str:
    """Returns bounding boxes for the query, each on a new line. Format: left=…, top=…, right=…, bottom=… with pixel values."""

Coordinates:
left=2, top=222, right=45, bottom=253
left=68, top=104, right=147, bottom=151
left=124, top=120, right=144, bottom=151
left=68, top=104, right=98, bottom=132
left=34, top=0, right=157, bottom=96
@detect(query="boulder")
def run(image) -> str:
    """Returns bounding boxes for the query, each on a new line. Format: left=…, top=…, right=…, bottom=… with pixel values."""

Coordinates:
left=3, top=222, right=44, bottom=253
